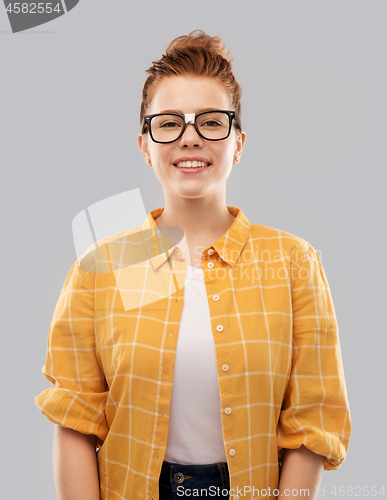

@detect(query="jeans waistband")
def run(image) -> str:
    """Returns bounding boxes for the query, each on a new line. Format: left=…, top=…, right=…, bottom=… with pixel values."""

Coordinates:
left=159, top=460, right=230, bottom=496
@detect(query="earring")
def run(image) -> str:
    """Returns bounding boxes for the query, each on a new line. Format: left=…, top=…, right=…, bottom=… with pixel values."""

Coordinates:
left=235, top=156, right=239, bottom=161
left=147, top=159, right=151, bottom=165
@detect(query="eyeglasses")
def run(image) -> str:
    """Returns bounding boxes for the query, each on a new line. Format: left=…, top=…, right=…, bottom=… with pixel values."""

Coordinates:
left=141, top=110, right=242, bottom=144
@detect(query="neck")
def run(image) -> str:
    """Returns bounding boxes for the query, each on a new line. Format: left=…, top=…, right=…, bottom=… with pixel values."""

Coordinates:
left=155, top=191, right=235, bottom=238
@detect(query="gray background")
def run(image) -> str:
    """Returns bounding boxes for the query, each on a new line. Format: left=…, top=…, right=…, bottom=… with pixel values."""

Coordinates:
left=1, top=1, right=386, bottom=498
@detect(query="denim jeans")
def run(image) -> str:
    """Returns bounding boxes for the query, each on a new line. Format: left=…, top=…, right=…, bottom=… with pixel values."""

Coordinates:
left=158, top=460, right=230, bottom=499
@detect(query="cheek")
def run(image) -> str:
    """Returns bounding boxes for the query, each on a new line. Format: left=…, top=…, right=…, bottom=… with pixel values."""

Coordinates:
left=153, top=165, right=167, bottom=183
left=152, top=162, right=174, bottom=188
left=218, top=151, right=235, bottom=172
left=216, top=142, right=235, bottom=161
left=151, top=147, right=174, bottom=170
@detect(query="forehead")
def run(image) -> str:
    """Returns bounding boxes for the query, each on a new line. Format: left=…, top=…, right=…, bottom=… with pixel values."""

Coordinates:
left=148, top=75, right=232, bottom=114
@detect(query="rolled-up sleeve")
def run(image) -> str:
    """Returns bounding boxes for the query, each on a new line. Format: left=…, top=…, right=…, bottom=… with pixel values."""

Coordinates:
left=277, top=242, right=351, bottom=470
left=34, top=255, right=109, bottom=442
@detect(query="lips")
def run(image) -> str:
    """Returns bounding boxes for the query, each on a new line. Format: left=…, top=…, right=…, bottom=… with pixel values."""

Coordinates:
left=173, top=164, right=211, bottom=174
left=173, top=156, right=212, bottom=166
left=174, top=161, right=210, bottom=168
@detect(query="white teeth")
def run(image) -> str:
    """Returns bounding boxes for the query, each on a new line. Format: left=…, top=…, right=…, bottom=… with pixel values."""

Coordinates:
left=175, top=161, right=210, bottom=168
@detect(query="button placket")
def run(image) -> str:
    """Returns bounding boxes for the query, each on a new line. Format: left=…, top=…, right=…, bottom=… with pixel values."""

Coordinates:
left=209, top=273, right=230, bottom=413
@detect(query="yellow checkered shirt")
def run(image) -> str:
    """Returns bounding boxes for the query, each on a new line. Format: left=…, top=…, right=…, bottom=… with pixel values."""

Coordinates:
left=35, top=206, right=351, bottom=500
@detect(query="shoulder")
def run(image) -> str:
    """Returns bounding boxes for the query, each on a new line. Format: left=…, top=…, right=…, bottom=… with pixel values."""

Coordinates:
left=247, top=223, right=324, bottom=279
left=77, top=225, right=144, bottom=273
left=248, top=222, right=312, bottom=254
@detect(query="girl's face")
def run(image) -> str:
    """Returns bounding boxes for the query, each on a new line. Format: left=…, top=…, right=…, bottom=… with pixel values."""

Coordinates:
left=138, top=75, right=246, bottom=200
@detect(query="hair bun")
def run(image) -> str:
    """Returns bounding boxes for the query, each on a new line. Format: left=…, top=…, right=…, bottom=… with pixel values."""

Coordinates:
left=165, top=29, right=233, bottom=63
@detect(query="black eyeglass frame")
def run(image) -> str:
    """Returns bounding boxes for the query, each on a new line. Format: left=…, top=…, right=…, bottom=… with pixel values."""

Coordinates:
left=141, top=110, right=242, bottom=144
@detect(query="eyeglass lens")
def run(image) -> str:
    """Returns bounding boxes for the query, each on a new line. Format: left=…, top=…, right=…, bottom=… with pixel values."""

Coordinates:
left=150, top=112, right=230, bottom=142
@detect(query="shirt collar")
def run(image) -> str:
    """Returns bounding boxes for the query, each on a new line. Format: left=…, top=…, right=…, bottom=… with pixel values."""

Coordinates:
left=140, top=206, right=251, bottom=270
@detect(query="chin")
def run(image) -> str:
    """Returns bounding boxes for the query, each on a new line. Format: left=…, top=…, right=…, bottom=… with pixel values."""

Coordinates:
left=174, top=189, right=209, bottom=199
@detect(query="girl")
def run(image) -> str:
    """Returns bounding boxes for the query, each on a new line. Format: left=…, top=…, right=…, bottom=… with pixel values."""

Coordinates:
left=35, top=30, right=351, bottom=500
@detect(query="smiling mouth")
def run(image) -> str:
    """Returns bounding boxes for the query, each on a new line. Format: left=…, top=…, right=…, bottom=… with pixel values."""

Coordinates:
left=173, top=161, right=211, bottom=169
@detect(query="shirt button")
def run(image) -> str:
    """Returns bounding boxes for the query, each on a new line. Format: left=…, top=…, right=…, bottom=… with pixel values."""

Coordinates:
left=216, top=325, right=223, bottom=332
left=222, top=364, right=229, bottom=372
left=229, top=448, right=236, bottom=456
left=234, top=496, right=239, bottom=500
left=207, top=262, right=214, bottom=269
left=208, top=248, right=215, bottom=255
left=225, top=407, right=232, bottom=414
left=213, top=294, right=219, bottom=301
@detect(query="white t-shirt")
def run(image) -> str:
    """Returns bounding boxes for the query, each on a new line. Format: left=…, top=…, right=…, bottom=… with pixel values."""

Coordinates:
left=164, top=265, right=227, bottom=464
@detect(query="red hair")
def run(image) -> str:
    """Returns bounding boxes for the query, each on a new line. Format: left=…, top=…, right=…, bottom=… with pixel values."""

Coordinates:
left=139, top=29, right=243, bottom=130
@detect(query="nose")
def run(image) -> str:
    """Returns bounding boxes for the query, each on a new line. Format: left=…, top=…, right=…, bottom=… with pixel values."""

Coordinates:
left=179, top=116, right=203, bottom=146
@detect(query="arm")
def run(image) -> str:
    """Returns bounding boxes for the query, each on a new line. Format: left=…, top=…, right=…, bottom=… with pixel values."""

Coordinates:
left=53, top=425, right=100, bottom=500
left=35, top=257, right=109, bottom=498
left=277, top=243, right=351, bottom=471
left=277, top=445, right=325, bottom=499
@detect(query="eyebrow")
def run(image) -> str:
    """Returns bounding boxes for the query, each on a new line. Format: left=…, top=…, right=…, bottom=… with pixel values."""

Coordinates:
left=158, top=108, right=222, bottom=114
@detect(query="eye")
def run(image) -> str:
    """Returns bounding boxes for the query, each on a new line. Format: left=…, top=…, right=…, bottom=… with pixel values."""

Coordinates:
left=160, top=121, right=181, bottom=128
left=202, top=120, right=222, bottom=127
